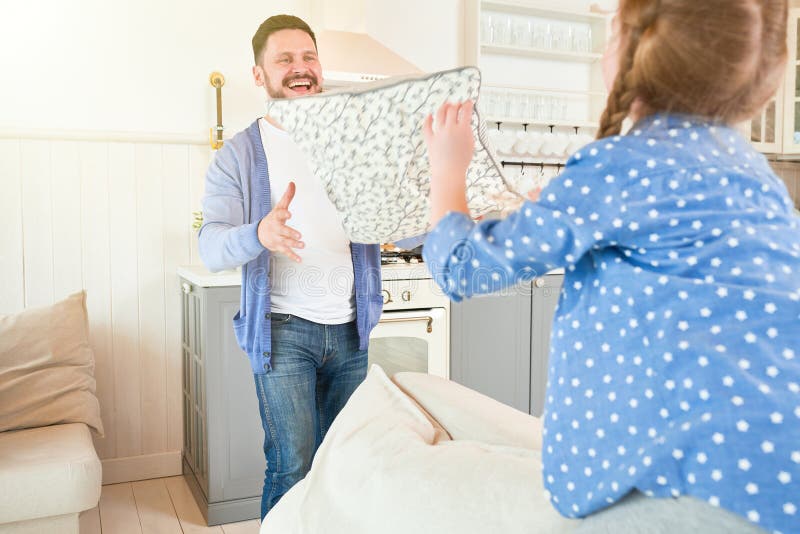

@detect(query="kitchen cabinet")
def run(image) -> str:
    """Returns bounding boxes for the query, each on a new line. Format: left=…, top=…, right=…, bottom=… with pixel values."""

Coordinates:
left=180, top=279, right=265, bottom=525
left=450, top=273, right=563, bottom=416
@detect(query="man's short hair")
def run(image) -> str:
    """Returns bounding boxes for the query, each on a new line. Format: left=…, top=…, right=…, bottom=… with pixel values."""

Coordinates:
left=252, top=14, right=317, bottom=65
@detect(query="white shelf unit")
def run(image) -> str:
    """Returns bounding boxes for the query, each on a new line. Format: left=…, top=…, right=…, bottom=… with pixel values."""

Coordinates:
left=743, top=7, right=800, bottom=155
left=781, top=8, right=800, bottom=155
left=465, top=0, right=609, bottom=134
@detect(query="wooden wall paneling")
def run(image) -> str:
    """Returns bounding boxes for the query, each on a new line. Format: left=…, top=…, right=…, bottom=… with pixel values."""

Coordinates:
left=108, top=142, right=143, bottom=458
left=50, top=141, right=84, bottom=301
left=20, top=140, right=54, bottom=308
left=80, top=141, right=116, bottom=459
left=163, top=144, right=192, bottom=452
left=135, top=143, right=168, bottom=455
left=0, top=139, right=24, bottom=314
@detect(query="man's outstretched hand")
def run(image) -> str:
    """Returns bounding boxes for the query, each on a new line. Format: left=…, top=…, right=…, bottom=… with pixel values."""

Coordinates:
left=258, top=181, right=304, bottom=262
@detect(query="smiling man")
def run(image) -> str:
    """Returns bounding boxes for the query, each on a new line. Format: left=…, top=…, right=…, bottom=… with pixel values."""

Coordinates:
left=252, top=17, right=322, bottom=98
left=198, top=15, right=388, bottom=521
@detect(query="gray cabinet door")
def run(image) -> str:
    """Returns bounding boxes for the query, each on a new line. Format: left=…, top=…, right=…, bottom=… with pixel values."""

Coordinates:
left=181, top=282, right=265, bottom=525
left=530, top=274, right=563, bottom=417
left=202, top=287, right=265, bottom=504
left=450, top=284, right=532, bottom=413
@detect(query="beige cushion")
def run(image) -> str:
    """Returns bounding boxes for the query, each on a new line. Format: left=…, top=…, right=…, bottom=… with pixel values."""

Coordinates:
left=261, top=365, right=577, bottom=534
left=0, top=423, right=101, bottom=524
left=392, top=371, right=543, bottom=450
left=0, top=291, right=103, bottom=435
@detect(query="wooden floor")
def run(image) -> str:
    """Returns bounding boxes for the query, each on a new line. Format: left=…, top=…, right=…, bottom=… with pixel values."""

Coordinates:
left=79, top=476, right=260, bottom=534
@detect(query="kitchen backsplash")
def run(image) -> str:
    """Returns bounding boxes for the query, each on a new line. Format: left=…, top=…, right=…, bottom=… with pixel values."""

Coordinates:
left=770, top=160, right=800, bottom=208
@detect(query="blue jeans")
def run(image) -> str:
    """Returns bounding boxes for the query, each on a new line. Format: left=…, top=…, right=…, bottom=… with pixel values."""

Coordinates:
left=253, top=313, right=368, bottom=520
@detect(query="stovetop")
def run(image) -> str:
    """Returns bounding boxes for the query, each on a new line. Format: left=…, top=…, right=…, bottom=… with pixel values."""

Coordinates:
left=380, top=245, right=424, bottom=266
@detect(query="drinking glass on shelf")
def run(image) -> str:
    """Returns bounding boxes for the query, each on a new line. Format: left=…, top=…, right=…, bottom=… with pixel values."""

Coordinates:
left=512, top=93, right=530, bottom=120
left=480, top=14, right=494, bottom=44
left=551, top=24, right=571, bottom=52
left=512, top=18, right=532, bottom=48
left=550, top=97, right=568, bottom=121
left=573, top=26, right=592, bottom=53
left=481, top=91, right=499, bottom=117
left=532, top=22, right=552, bottom=50
left=493, top=16, right=512, bottom=46
left=535, top=95, right=552, bottom=121
left=478, top=91, right=491, bottom=116
left=499, top=91, right=512, bottom=117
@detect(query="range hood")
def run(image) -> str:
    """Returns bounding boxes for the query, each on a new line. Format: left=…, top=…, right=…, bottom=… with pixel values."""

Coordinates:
left=309, top=0, right=421, bottom=88
left=317, top=30, right=422, bottom=87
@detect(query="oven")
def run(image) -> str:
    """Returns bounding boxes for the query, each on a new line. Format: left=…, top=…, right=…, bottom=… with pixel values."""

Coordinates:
left=368, top=261, right=450, bottom=379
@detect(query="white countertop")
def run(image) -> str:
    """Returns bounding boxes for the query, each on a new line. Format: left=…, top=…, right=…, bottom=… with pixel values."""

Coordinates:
left=177, top=264, right=564, bottom=288
left=177, top=265, right=242, bottom=287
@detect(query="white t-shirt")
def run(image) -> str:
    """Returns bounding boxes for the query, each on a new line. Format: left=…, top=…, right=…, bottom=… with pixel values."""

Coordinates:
left=259, top=118, right=356, bottom=324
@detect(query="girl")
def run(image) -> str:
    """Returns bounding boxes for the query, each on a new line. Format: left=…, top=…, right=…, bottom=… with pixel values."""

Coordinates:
left=423, top=1, right=799, bottom=532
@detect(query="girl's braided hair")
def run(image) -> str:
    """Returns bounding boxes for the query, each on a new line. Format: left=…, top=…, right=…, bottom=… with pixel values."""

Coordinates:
left=597, top=0, right=788, bottom=139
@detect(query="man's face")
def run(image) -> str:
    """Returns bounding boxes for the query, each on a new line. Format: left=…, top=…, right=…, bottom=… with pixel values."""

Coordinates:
left=254, top=28, right=323, bottom=99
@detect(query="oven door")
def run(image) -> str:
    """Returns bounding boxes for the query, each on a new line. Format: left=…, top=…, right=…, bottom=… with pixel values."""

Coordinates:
left=368, top=308, right=449, bottom=378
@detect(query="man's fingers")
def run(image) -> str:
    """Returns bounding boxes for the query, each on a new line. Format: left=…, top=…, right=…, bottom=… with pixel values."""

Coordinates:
left=276, top=181, right=296, bottom=209
left=279, top=245, right=302, bottom=263
left=271, top=208, right=292, bottom=222
left=282, top=237, right=305, bottom=250
left=276, top=224, right=302, bottom=242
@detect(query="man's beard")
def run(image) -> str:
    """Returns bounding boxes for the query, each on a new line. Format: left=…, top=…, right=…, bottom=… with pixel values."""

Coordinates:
left=266, top=72, right=321, bottom=99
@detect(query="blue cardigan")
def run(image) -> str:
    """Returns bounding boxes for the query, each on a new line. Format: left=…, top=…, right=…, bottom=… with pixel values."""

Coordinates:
left=198, top=120, right=384, bottom=374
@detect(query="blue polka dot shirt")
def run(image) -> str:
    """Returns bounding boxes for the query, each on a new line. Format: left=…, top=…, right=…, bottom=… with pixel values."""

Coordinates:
left=423, top=114, right=800, bottom=533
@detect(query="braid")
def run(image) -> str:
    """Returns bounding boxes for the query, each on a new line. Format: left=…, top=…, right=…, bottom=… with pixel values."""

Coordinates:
left=596, top=37, right=640, bottom=139
left=596, top=0, right=662, bottom=139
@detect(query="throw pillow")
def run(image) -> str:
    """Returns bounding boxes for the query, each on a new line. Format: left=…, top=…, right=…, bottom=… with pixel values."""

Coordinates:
left=265, top=66, right=522, bottom=243
left=0, top=291, right=104, bottom=435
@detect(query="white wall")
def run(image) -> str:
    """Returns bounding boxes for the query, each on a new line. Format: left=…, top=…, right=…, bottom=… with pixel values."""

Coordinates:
left=0, top=0, right=312, bottom=138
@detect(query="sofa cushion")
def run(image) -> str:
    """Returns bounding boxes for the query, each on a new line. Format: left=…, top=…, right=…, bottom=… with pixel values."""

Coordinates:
left=0, top=291, right=103, bottom=435
left=392, top=371, right=542, bottom=450
left=0, top=423, right=101, bottom=524
left=264, top=67, right=521, bottom=243
left=261, top=365, right=576, bottom=534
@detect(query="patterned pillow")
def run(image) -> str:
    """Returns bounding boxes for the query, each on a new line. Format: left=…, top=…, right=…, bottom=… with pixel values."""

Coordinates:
left=265, top=67, right=520, bottom=243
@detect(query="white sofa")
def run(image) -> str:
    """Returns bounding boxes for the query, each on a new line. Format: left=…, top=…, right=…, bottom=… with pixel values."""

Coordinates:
left=0, top=423, right=102, bottom=533
left=261, top=366, right=577, bottom=534
left=0, top=292, right=103, bottom=533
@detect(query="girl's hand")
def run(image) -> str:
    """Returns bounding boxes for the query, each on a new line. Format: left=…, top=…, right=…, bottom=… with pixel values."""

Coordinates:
left=423, top=101, right=474, bottom=225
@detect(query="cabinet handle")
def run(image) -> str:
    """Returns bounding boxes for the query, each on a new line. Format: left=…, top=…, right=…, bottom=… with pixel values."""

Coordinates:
left=382, top=289, right=393, bottom=304
left=181, top=282, right=193, bottom=294
left=401, top=290, right=412, bottom=302
left=534, top=278, right=545, bottom=288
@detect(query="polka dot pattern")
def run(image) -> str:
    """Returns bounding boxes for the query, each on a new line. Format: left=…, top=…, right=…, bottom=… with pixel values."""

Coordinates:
left=424, top=114, right=800, bottom=534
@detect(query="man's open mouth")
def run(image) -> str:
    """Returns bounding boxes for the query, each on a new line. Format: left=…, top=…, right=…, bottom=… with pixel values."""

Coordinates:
left=286, top=78, right=315, bottom=94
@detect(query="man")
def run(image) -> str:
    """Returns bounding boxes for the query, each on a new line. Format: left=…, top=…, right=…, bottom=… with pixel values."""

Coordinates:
left=198, top=14, right=388, bottom=520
